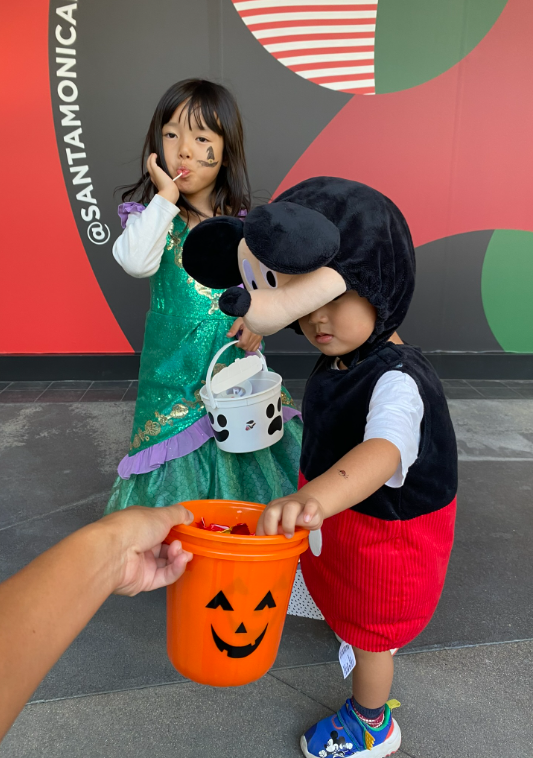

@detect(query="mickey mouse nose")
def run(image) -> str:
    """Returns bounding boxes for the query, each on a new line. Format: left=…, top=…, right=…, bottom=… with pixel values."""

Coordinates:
left=219, top=286, right=251, bottom=317
left=236, top=622, right=247, bottom=634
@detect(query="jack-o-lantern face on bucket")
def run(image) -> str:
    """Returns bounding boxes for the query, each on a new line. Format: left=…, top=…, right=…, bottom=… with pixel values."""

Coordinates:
left=165, top=499, right=309, bottom=687
left=206, top=589, right=277, bottom=659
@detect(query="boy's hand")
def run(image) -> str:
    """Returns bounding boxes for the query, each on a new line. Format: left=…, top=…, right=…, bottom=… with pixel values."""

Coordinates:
left=227, top=317, right=263, bottom=353
left=256, top=496, right=324, bottom=539
left=146, top=153, right=180, bottom=205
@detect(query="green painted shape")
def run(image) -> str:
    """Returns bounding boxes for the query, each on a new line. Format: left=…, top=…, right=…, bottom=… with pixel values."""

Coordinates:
left=374, top=0, right=508, bottom=94
left=481, top=230, right=533, bottom=353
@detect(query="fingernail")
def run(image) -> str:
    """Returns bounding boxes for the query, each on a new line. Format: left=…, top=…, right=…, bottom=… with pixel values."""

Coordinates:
left=304, top=514, right=311, bottom=522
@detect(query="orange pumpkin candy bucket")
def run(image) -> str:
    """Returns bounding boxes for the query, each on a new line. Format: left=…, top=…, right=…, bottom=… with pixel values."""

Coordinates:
left=165, top=499, right=309, bottom=687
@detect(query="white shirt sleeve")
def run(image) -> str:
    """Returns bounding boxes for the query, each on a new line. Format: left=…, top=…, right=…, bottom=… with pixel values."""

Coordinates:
left=112, top=194, right=179, bottom=278
left=363, top=371, right=424, bottom=488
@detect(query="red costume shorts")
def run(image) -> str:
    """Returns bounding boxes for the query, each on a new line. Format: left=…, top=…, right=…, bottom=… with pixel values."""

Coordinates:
left=299, top=474, right=457, bottom=652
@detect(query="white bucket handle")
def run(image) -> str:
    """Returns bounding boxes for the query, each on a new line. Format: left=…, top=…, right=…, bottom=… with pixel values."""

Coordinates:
left=205, top=340, right=268, bottom=409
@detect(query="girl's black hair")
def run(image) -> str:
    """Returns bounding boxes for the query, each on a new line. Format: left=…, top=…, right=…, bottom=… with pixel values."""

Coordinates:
left=121, top=79, right=251, bottom=218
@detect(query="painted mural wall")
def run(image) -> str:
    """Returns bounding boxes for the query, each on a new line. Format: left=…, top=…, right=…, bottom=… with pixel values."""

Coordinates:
left=1, top=0, right=532, bottom=356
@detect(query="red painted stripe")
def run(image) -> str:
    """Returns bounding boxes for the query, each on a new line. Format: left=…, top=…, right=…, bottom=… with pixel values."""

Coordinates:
left=0, top=1, right=132, bottom=353
left=239, top=5, right=378, bottom=17
left=247, top=18, right=373, bottom=30
left=271, top=46, right=375, bottom=58
left=307, top=72, right=374, bottom=84
left=290, top=59, right=374, bottom=72
left=261, top=32, right=375, bottom=43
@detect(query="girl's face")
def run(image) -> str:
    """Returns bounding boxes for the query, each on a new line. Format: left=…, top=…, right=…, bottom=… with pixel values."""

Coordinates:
left=162, top=104, right=224, bottom=198
left=298, top=291, right=377, bottom=357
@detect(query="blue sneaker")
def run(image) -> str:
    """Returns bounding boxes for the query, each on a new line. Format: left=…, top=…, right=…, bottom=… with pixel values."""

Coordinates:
left=300, top=700, right=401, bottom=757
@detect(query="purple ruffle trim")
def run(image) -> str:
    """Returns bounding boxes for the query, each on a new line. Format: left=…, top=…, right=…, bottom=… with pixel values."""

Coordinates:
left=117, top=407, right=302, bottom=479
left=118, top=202, right=146, bottom=229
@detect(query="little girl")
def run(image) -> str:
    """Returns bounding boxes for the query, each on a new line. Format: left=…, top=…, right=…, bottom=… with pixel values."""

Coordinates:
left=106, top=79, right=302, bottom=514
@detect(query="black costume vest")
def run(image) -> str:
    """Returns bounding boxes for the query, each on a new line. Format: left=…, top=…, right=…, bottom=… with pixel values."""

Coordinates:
left=300, top=343, right=458, bottom=521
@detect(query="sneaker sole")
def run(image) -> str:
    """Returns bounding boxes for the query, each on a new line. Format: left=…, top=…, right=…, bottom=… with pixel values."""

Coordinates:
left=300, top=718, right=401, bottom=758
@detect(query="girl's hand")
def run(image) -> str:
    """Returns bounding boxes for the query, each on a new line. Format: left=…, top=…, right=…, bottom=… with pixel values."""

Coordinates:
left=256, top=496, right=324, bottom=539
left=227, top=317, right=263, bottom=353
left=146, top=153, right=180, bottom=205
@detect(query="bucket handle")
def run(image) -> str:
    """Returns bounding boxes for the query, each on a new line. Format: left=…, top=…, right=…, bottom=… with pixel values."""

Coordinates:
left=205, top=340, right=267, bottom=409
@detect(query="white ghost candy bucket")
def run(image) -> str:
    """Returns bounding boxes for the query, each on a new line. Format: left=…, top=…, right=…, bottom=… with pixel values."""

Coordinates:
left=200, top=341, right=284, bottom=453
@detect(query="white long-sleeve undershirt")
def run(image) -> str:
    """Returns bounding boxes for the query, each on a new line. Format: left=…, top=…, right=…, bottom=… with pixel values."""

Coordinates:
left=332, top=363, right=424, bottom=488
left=112, top=195, right=179, bottom=278
left=364, top=371, right=424, bottom=488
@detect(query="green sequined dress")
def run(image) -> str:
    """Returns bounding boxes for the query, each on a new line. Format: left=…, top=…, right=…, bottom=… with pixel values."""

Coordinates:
left=106, top=213, right=302, bottom=513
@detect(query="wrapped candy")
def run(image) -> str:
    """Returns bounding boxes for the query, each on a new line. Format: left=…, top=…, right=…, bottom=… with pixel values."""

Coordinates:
left=195, top=518, right=253, bottom=535
left=231, top=523, right=251, bottom=535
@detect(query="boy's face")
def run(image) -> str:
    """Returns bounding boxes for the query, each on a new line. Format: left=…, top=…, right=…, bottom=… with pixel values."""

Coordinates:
left=298, top=291, right=377, bottom=357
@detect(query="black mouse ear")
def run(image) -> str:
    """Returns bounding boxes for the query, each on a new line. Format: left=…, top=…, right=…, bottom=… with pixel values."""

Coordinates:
left=244, top=202, right=340, bottom=274
left=182, top=216, right=244, bottom=288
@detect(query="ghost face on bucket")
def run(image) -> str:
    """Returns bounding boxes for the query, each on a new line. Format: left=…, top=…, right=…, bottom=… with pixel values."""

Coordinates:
left=206, top=588, right=277, bottom=658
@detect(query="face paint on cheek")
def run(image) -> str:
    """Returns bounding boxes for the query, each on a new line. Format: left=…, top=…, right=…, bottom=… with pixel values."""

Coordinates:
left=197, top=145, right=219, bottom=168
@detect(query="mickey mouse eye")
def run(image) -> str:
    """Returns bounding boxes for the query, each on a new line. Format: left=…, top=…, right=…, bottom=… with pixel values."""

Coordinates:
left=254, top=591, right=276, bottom=610
left=206, top=591, right=234, bottom=610
left=259, top=263, right=277, bottom=289
left=242, top=259, right=258, bottom=290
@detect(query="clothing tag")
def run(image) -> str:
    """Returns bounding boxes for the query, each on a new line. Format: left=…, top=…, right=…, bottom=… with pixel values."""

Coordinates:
left=386, top=699, right=401, bottom=710
left=309, top=528, right=322, bottom=556
left=338, top=641, right=356, bottom=679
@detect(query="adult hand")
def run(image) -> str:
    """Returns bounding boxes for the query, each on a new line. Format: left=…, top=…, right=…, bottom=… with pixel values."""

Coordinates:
left=227, top=317, right=263, bottom=353
left=146, top=153, right=180, bottom=205
left=256, top=496, right=324, bottom=539
left=103, top=503, right=194, bottom=596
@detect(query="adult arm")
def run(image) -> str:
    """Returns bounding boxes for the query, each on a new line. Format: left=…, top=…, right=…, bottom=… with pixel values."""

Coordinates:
left=0, top=503, right=193, bottom=742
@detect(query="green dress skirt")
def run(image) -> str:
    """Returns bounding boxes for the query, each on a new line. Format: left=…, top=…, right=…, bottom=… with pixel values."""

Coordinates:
left=106, top=211, right=302, bottom=514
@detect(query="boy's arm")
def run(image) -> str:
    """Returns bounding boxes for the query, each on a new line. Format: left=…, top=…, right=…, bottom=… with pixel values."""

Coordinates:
left=0, top=504, right=193, bottom=743
left=257, top=438, right=400, bottom=537
left=301, top=437, right=401, bottom=517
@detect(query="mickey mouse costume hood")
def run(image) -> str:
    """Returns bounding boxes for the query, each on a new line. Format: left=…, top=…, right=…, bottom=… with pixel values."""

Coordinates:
left=182, top=176, right=415, bottom=346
